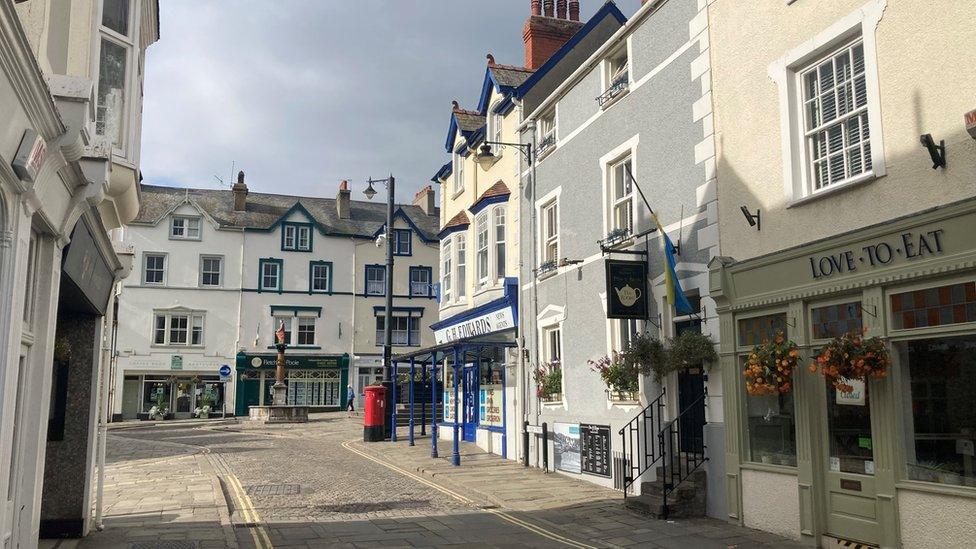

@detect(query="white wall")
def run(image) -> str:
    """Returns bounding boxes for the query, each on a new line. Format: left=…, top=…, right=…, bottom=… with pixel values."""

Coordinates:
left=741, top=469, right=801, bottom=540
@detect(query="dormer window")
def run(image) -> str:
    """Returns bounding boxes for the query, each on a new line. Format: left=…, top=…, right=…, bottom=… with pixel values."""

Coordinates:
left=170, top=216, right=201, bottom=240
left=282, top=223, right=312, bottom=251
left=538, top=112, right=556, bottom=157
left=453, top=152, right=466, bottom=196
left=599, top=47, right=630, bottom=107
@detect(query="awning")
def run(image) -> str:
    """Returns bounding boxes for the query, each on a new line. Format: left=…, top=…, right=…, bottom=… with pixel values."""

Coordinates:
left=391, top=328, right=517, bottom=364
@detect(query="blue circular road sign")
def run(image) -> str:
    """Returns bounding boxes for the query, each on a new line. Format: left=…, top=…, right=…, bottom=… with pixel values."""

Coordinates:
left=219, top=364, right=232, bottom=377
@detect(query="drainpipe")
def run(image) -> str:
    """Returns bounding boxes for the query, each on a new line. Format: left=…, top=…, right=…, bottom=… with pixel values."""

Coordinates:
left=94, top=284, right=120, bottom=530
left=528, top=119, right=542, bottom=450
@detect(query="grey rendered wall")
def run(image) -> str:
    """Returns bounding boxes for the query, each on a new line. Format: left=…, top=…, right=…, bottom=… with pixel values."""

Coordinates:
left=519, top=0, right=725, bottom=510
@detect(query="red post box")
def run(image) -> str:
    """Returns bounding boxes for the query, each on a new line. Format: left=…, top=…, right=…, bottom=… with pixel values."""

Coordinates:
left=363, top=385, right=387, bottom=442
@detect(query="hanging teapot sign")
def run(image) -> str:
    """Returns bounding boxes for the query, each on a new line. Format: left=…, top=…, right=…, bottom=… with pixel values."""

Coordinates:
left=605, top=259, right=649, bottom=320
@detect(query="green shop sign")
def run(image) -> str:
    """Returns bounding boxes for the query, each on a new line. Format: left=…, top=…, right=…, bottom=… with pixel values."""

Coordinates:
left=239, top=353, right=347, bottom=370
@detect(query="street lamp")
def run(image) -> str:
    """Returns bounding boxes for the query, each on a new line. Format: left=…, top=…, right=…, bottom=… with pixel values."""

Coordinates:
left=475, top=141, right=533, bottom=170
left=364, top=175, right=396, bottom=439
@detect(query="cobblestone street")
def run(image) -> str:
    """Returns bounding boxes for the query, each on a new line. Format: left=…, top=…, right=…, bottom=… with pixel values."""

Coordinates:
left=56, top=414, right=803, bottom=548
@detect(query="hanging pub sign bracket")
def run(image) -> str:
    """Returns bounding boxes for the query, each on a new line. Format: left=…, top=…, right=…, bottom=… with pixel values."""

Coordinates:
left=605, top=258, right=650, bottom=320
left=857, top=303, right=878, bottom=318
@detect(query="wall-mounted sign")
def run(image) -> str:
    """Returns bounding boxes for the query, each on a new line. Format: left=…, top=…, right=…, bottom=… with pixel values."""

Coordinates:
left=966, top=109, right=976, bottom=140
left=171, top=355, right=183, bottom=370
left=12, top=129, right=46, bottom=183
left=836, top=377, right=865, bottom=406
left=219, top=364, right=232, bottom=382
left=605, top=259, right=649, bottom=320
left=242, top=354, right=343, bottom=369
left=580, top=424, right=612, bottom=478
left=434, top=305, right=515, bottom=344
left=808, top=229, right=945, bottom=280
left=554, top=422, right=581, bottom=474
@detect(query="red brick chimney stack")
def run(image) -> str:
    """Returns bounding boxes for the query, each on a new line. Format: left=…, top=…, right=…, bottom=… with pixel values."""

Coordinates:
left=523, top=0, right=585, bottom=70
left=413, top=185, right=436, bottom=216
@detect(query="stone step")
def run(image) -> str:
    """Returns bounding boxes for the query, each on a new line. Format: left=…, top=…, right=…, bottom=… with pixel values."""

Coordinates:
left=625, top=492, right=706, bottom=519
left=640, top=479, right=699, bottom=500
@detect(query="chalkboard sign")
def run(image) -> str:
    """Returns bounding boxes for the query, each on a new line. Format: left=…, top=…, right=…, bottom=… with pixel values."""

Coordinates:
left=581, top=424, right=612, bottom=478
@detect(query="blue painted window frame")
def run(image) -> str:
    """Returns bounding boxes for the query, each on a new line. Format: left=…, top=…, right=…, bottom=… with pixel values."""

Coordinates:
left=281, top=222, right=313, bottom=252
left=258, top=258, right=283, bottom=293
left=365, top=264, right=386, bottom=296
left=409, top=266, right=433, bottom=297
left=392, top=229, right=412, bottom=256
left=308, top=261, right=333, bottom=294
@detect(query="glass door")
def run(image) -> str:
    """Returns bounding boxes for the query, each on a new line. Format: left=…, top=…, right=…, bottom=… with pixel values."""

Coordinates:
left=462, top=365, right=479, bottom=442
left=175, top=381, right=194, bottom=418
left=823, top=378, right=880, bottom=544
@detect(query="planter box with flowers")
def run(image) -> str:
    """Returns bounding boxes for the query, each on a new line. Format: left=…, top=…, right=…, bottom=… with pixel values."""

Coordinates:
left=534, top=360, right=563, bottom=404
left=589, top=351, right=641, bottom=403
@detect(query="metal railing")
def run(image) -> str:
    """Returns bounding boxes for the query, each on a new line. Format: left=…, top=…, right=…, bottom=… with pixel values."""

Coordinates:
left=617, top=389, right=666, bottom=496
left=657, top=388, right=708, bottom=519
left=597, top=70, right=630, bottom=107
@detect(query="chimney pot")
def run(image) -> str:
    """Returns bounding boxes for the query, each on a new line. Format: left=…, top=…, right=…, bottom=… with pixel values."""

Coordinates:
left=556, top=0, right=567, bottom=19
left=543, top=0, right=554, bottom=17
left=569, top=0, right=579, bottom=21
left=336, top=180, right=351, bottom=219
left=523, top=1, right=585, bottom=70
left=531, top=0, right=541, bottom=16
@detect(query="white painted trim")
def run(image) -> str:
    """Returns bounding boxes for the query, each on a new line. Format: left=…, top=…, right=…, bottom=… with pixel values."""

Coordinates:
left=535, top=186, right=562, bottom=266
left=599, top=134, right=640, bottom=237
left=768, top=0, right=888, bottom=203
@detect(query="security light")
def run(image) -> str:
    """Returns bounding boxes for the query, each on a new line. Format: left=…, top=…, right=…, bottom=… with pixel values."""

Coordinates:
left=920, top=133, right=946, bottom=169
left=740, top=205, right=761, bottom=230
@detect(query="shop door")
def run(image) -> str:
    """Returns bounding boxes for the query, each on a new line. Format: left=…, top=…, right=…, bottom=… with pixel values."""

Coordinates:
left=462, top=365, right=478, bottom=442
left=677, top=367, right=706, bottom=454
left=823, top=380, right=880, bottom=544
left=122, top=378, right=141, bottom=419
left=175, top=382, right=194, bottom=418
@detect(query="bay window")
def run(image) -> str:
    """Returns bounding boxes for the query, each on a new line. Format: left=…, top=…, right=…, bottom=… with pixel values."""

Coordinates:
left=96, top=0, right=135, bottom=152
left=441, top=240, right=453, bottom=302
left=456, top=235, right=467, bottom=299
left=476, top=212, right=489, bottom=284
left=494, top=206, right=506, bottom=280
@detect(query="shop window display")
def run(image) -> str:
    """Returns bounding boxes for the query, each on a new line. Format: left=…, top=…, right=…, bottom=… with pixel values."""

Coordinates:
left=897, top=334, right=976, bottom=487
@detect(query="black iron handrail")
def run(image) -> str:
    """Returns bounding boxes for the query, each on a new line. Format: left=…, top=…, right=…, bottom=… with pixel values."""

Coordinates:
left=657, top=387, right=708, bottom=519
left=617, top=389, right=666, bottom=496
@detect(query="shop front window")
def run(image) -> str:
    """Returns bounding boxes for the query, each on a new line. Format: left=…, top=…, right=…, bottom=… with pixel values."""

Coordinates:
left=897, top=334, right=976, bottom=488
left=739, top=312, right=797, bottom=467
left=827, top=379, right=874, bottom=475
left=142, top=379, right=171, bottom=413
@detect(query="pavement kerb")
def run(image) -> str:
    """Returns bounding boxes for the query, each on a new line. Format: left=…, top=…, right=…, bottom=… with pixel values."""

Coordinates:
left=108, top=418, right=239, bottom=431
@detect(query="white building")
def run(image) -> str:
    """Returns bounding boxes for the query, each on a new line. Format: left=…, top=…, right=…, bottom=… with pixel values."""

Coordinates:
left=113, top=177, right=440, bottom=418
left=1, top=0, right=159, bottom=543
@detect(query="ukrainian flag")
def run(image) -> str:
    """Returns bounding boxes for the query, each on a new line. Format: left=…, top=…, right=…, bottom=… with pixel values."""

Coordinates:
left=652, top=213, right=694, bottom=315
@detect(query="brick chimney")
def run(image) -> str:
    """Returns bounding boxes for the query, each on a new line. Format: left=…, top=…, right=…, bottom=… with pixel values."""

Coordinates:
left=413, top=185, right=436, bottom=216
left=523, top=0, right=584, bottom=70
left=336, top=180, right=351, bottom=219
left=232, top=171, right=248, bottom=212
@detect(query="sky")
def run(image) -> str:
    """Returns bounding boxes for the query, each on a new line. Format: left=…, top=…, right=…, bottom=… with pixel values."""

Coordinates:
left=140, top=0, right=643, bottom=204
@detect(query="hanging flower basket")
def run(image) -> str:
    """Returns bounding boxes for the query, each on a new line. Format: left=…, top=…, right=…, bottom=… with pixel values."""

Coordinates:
left=665, top=331, right=718, bottom=373
left=622, top=334, right=667, bottom=381
left=810, top=330, right=891, bottom=393
left=589, top=351, right=640, bottom=395
left=744, top=330, right=799, bottom=396
left=533, top=360, right=562, bottom=402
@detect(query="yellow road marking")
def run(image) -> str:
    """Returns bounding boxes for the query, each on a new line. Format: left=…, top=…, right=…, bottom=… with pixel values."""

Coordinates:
left=225, top=471, right=273, bottom=549
left=341, top=439, right=596, bottom=549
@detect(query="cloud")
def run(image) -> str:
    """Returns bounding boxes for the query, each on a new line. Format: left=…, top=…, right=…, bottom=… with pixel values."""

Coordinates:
left=141, top=0, right=642, bottom=202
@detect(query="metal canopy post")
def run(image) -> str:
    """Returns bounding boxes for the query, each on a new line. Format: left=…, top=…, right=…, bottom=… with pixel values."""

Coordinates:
left=408, top=359, right=416, bottom=446
left=431, top=354, right=439, bottom=458
left=499, top=348, right=507, bottom=459
left=452, top=347, right=461, bottom=466
left=421, top=362, right=427, bottom=436
left=391, top=361, right=398, bottom=442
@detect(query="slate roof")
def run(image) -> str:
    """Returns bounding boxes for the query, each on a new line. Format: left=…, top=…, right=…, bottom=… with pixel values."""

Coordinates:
left=489, top=64, right=533, bottom=88
left=453, top=109, right=485, bottom=133
left=133, top=184, right=441, bottom=242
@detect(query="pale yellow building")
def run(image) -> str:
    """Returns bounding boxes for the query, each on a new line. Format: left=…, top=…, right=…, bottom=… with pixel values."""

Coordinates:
left=708, top=1, right=976, bottom=547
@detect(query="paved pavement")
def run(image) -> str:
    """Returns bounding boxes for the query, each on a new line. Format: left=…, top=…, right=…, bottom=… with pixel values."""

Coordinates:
left=59, top=413, right=803, bottom=548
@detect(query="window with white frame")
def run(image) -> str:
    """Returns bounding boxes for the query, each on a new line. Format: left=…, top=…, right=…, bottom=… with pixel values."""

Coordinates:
left=801, top=39, right=872, bottom=192
left=494, top=206, right=506, bottom=280
left=453, top=153, right=465, bottom=195
left=599, top=46, right=630, bottom=106
left=613, top=318, right=640, bottom=352
left=490, top=102, right=503, bottom=145
left=376, top=315, right=421, bottom=346
left=96, top=0, right=134, bottom=151
left=410, top=267, right=431, bottom=297
left=170, top=216, right=201, bottom=240
left=611, top=157, right=634, bottom=235
left=153, top=310, right=204, bottom=346
left=144, top=253, right=166, bottom=285
left=365, top=265, right=385, bottom=296
left=476, top=212, right=490, bottom=283
left=310, top=262, right=331, bottom=293
left=543, top=326, right=562, bottom=363
left=441, top=240, right=453, bottom=302
left=200, top=255, right=222, bottom=287
left=283, top=224, right=312, bottom=251
left=296, top=316, right=315, bottom=346
left=456, top=234, right=467, bottom=299
left=542, top=200, right=559, bottom=263
left=538, top=112, right=556, bottom=156
left=259, top=260, right=281, bottom=291
left=23, top=231, right=39, bottom=325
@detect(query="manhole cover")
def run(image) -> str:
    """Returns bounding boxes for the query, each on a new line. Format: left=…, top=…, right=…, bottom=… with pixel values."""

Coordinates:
left=129, top=542, right=197, bottom=549
left=245, top=483, right=301, bottom=496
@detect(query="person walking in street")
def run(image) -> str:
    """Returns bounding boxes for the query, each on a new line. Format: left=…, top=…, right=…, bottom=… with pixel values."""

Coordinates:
left=346, top=385, right=356, bottom=415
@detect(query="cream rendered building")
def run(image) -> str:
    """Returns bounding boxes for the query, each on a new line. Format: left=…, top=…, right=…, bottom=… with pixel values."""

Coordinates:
left=708, top=1, right=976, bottom=547
left=1, top=0, right=159, bottom=543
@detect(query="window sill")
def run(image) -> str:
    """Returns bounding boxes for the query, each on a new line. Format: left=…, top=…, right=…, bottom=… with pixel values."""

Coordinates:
left=896, top=479, right=976, bottom=500
left=599, top=85, right=630, bottom=111
left=787, top=172, right=881, bottom=209
left=537, top=143, right=557, bottom=163
left=451, top=188, right=465, bottom=200
left=537, top=269, right=559, bottom=282
left=739, top=461, right=798, bottom=475
left=169, top=236, right=202, bottom=242
left=150, top=344, right=205, bottom=350
left=266, top=345, right=321, bottom=350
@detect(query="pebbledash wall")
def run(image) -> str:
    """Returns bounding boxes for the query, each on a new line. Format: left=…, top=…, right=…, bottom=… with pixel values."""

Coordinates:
left=708, top=0, right=976, bottom=547
left=518, top=0, right=723, bottom=514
